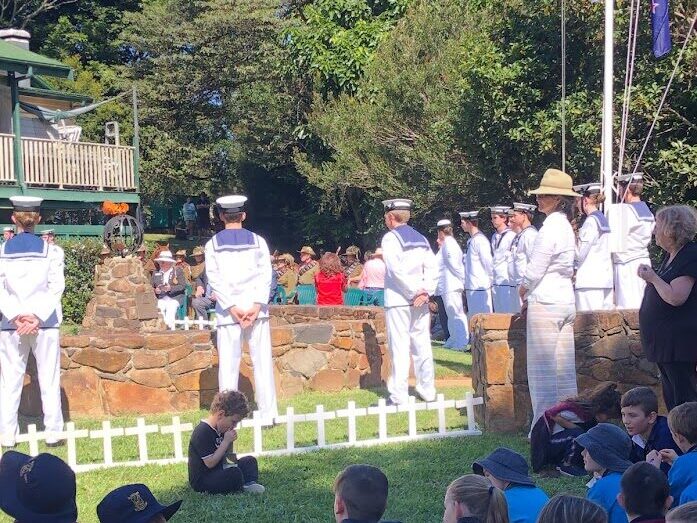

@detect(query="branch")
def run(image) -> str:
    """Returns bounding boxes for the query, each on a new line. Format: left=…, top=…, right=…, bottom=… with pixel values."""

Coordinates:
left=666, top=107, right=697, bottom=131
left=18, top=0, right=77, bottom=29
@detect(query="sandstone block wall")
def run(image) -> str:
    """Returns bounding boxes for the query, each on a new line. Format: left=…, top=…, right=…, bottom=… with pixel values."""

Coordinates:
left=471, top=311, right=661, bottom=433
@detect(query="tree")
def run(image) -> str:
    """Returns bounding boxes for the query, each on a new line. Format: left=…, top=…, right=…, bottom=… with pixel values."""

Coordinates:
left=0, top=0, right=75, bottom=29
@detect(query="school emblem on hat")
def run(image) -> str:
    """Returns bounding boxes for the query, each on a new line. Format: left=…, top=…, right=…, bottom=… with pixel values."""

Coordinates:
left=128, top=491, right=148, bottom=512
left=19, top=459, right=34, bottom=482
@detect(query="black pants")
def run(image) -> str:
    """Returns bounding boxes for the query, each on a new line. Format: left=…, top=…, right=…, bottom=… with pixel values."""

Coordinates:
left=657, top=361, right=697, bottom=410
left=548, top=427, right=585, bottom=467
left=433, top=296, right=450, bottom=341
left=193, top=456, right=259, bottom=494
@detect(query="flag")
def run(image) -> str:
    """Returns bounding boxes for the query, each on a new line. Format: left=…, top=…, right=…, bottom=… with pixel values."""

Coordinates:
left=651, top=0, right=672, bottom=58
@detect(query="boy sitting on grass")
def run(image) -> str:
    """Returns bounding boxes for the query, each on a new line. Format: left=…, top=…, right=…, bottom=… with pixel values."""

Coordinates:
left=659, top=402, right=697, bottom=506
left=188, top=389, right=265, bottom=494
left=621, top=386, right=682, bottom=474
left=618, top=462, right=673, bottom=523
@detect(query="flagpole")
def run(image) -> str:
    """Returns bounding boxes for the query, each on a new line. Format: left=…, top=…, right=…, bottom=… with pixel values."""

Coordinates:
left=602, top=0, right=614, bottom=213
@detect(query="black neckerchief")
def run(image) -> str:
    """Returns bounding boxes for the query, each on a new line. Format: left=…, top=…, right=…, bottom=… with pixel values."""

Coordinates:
left=511, top=225, right=535, bottom=250
left=493, top=228, right=512, bottom=250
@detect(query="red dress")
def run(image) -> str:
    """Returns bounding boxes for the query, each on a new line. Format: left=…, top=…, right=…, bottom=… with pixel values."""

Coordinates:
left=315, top=272, right=346, bottom=305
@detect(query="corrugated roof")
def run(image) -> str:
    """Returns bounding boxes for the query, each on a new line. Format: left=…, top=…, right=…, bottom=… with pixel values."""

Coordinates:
left=0, top=40, right=72, bottom=79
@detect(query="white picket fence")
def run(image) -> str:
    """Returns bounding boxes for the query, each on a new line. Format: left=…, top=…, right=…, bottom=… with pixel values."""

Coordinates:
left=173, top=317, right=216, bottom=330
left=1, top=393, right=483, bottom=473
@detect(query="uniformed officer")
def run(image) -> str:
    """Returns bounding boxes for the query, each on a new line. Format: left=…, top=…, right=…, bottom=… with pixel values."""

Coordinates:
left=0, top=196, right=65, bottom=447
left=459, top=211, right=493, bottom=315
left=608, top=173, right=655, bottom=309
left=381, top=199, right=438, bottom=404
left=489, top=206, right=517, bottom=313
left=435, top=219, right=469, bottom=350
left=40, top=229, right=55, bottom=244
left=574, top=183, right=613, bottom=311
left=509, top=203, right=538, bottom=313
left=297, top=246, right=319, bottom=284
left=190, top=246, right=206, bottom=281
left=2, top=226, right=14, bottom=243
left=343, top=246, right=363, bottom=287
left=205, top=195, right=278, bottom=424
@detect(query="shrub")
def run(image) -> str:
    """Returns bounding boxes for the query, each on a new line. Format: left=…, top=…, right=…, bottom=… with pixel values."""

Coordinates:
left=58, top=237, right=104, bottom=325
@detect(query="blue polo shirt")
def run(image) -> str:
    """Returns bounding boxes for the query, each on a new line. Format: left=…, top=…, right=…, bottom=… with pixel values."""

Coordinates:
left=668, top=446, right=697, bottom=507
left=588, top=471, right=628, bottom=523
left=504, top=484, right=549, bottom=523
left=630, top=416, right=682, bottom=475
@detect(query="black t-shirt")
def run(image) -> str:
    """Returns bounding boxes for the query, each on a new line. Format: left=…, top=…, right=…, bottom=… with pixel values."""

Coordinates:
left=188, top=421, right=224, bottom=488
left=640, top=242, right=697, bottom=362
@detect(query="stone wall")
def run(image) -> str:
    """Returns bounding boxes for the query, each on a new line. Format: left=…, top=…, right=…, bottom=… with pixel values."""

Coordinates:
left=20, top=306, right=388, bottom=418
left=471, top=311, right=661, bottom=433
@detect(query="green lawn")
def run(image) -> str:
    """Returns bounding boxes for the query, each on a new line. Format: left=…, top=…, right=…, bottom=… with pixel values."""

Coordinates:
left=2, top=385, right=589, bottom=523
left=432, top=346, right=471, bottom=379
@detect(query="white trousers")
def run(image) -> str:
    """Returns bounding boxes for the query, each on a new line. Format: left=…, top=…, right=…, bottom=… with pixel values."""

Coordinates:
left=526, top=301, right=577, bottom=433
left=466, top=289, right=493, bottom=316
left=157, top=296, right=179, bottom=330
left=575, top=289, right=614, bottom=312
left=217, top=319, right=278, bottom=422
left=442, top=291, right=469, bottom=349
left=492, top=285, right=519, bottom=313
left=385, top=305, right=435, bottom=404
left=0, top=329, right=64, bottom=445
left=614, top=258, right=649, bottom=309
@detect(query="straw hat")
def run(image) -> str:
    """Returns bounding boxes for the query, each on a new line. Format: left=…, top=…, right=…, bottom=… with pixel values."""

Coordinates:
left=154, top=250, right=175, bottom=263
left=100, top=245, right=111, bottom=256
left=136, top=244, right=147, bottom=253
left=192, top=246, right=205, bottom=256
left=282, top=253, right=295, bottom=264
left=528, top=169, right=579, bottom=198
left=345, top=245, right=360, bottom=257
left=298, top=246, right=316, bottom=257
left=175, top=249, right=187, bottom=257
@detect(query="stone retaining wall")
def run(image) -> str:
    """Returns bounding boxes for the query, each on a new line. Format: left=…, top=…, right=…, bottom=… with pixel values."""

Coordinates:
left=19, top=306, right=388, bottom=418
left=471, top=311, right=661, bottom=433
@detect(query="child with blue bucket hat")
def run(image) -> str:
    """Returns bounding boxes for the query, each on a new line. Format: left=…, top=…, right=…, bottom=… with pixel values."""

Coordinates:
left=575, top=423, right=634, bottom=523
left=473, top=447, right=549, bottom=523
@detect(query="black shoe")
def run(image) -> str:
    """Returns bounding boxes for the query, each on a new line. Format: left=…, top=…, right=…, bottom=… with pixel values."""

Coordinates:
left=46, top=440, right=66, bottom=448
left=556, top=465, right=587, bottom=477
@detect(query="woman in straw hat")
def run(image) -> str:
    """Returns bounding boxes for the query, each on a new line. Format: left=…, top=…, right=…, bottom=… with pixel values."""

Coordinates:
left=519, top=168, right=579, bottom=433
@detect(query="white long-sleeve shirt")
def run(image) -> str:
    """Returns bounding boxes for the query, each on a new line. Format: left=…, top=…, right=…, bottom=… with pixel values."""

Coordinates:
left=575, top=212, right=613, bottom=289
left=608, top=202, right=654, bottom=264
left=205, top=228, right=272, bottom=326
left=0, top=232, right=64, bottom=330
left=436, top=235, right=465, bottom=295
left=464, top=232, right=493, bottom=291
left=491, top=229, right=515, bottom=286
left=381, top=224, right=438, bottom=307
left=522, top=212, right=575, bottom=305
left=511, top=226, right=538, bottom=285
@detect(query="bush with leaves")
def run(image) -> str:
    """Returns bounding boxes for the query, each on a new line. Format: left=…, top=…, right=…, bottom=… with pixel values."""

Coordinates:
left=58, top=237, right=103, bottom=325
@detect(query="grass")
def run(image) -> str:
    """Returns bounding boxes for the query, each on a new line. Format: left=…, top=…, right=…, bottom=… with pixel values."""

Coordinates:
left=2, top=385, right=590, bottom=523
left=432, top=346, right=471, bottom=379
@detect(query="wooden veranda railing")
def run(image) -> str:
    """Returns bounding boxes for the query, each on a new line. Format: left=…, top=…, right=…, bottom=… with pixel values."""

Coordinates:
left=0, top=133, right=137, bottom=191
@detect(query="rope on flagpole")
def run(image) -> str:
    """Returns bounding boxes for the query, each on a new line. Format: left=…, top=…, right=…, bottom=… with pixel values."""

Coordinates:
left=632, top=9, right=697, bottom=174
left=561, top=0, right=567, bottom=173
left=617, top=0, right=640, bottom=179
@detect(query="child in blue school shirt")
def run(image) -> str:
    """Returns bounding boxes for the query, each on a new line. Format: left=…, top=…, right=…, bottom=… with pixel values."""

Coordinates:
left=575, top=423, right=633, bottom=523
left=473, top=447, right=549, bottom=523
left=659, top=402, right=697, bottom=507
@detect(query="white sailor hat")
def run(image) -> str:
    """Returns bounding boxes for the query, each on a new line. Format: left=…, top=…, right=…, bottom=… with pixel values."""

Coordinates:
left=2, top=226, right=14, bottom=233
left=573, top=183, right=603, bottom=195
left=41, top=229, right=55, bottom=235
left=512, top=202, right=537, bottom=212
left=459, top=211, right=479, bottom=219
left=489, top=206, right=511, bottom=215
left=216, top=195, right=247, bottom=211
left=615, top=172, right=643, bottom=183
left=9, top=196, right=43, bottom=211
left=382, top=199, right=412, bottom=211
left=437, top=219, right=452, bottom=228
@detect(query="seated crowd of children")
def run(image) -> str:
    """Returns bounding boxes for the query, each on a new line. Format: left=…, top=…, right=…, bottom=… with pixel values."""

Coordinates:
left=0, top=388, right=696, bottom=523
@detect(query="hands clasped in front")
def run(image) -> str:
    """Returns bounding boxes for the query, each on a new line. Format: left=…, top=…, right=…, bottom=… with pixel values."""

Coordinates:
left=229, top=303, right=262, bottom=329
left=12, top=314, right=40, bottom=336
left=412, top=290, right=429, bottom=308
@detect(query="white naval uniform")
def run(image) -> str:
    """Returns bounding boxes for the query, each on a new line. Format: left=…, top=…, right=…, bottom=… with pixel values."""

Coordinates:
left=510, top=226, right=538, bottom=313
left=491, top=228, right=517, bottom=313
left=0, top=233, right=65, bottom=446
left=464, top=232, right=493, bottom=315
left=381, top=224, right=439, bottom=404
left=205, top=228, right=278, bottom=423
left=575, top=211, right=613, bottom=312
left=436, top=236, right=469, bottom=350
left=608, top=202, right=655, bottom=309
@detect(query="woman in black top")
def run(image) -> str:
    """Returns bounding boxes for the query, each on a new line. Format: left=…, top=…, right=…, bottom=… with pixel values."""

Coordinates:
left=638, top=205, right=697, bottom=409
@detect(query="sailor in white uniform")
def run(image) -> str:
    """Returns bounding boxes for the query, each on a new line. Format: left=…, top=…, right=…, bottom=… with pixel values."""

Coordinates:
left=436, top=219, right=469, bottom=350
left=490, top=206, right=517, bottom=313
left=608, top=173, right=655, bottom=309
left=0, top=196, right=65, bottom=447
left=509, top=203, right=538, bottom=313
left=459, top=211, right=493, bottom=315
left=205, top=195, right=278, bottom=424
left=381, top=199, right=438, bottom=404
left=573, top=183, right=614, bottom=311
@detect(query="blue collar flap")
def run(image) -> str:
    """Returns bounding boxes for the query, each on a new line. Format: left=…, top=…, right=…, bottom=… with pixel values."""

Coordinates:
left=212, top=229, right=258, bottom=252
left=0, top=232, right=48, bottom=259
left=391, top=225, right=430, bottom=250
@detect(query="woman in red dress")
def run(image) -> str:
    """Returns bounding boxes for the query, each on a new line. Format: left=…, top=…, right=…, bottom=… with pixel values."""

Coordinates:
left=315, top=252, right=347, bottom=305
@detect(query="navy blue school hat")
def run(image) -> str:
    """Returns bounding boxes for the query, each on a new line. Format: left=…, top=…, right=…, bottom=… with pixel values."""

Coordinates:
left=0, top=451, right=78, bottom=523
left=97, top=484, right=182, bottom=523
left=575, top=423, right=633, bottom=474
left=472, top=447, right=535, bottom=486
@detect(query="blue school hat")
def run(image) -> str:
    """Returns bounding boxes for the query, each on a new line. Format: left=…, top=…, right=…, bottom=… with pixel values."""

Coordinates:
left=472, top=447, right=535, bottom=486
left=575, top=423, right=633, bottom=473
left=97, top=483, right=182, bottom=523
left=0, top=451, right=77, bottom=523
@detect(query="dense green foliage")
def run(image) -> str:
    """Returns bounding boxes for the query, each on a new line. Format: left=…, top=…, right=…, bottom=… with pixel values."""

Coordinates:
left=58, top=237, right=103, bottom=325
